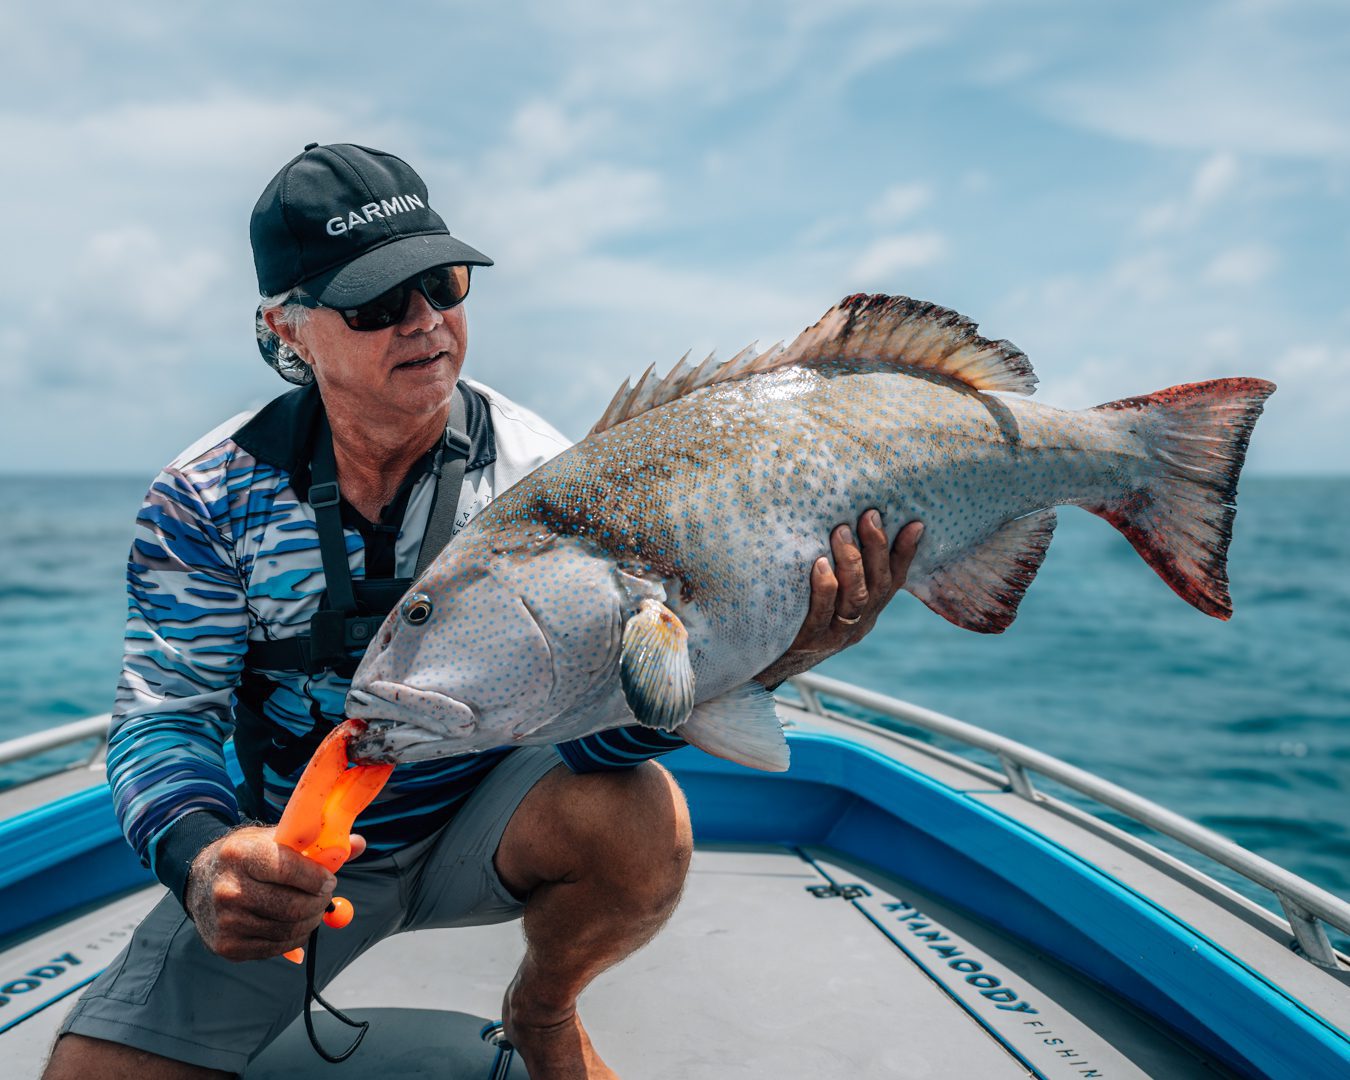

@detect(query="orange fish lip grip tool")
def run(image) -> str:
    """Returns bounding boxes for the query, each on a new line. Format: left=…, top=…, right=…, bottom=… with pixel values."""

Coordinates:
left=274, top=718, right=394, bottom=963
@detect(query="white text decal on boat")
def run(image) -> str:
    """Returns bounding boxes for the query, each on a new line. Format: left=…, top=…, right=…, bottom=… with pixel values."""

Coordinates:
left=806, top=854, right=1142, bottom=1079
left=869, top=897, right=1114, bottom=1078
left=0, top=916, right=141, bottom=1033
left=883, top=899, right=1040, bottom=1013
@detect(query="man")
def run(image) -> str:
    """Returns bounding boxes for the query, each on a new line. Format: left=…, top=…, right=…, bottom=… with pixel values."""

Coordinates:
left=45, top=143, right=922, bottom=1079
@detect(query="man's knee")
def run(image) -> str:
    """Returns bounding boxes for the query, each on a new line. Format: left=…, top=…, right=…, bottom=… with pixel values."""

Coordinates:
left=498, top=760, right=693, bottom=906
left=45, top=1033, right=231, bottom=1080
left=583, top=762, right=694, bottom=909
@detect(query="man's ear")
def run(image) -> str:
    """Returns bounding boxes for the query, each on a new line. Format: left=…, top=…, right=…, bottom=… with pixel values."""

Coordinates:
left=263, top=307, right=305, bottom=358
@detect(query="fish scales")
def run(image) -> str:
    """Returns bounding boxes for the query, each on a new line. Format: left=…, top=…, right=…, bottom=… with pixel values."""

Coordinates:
left=347, top=294, right=1274, bottom=769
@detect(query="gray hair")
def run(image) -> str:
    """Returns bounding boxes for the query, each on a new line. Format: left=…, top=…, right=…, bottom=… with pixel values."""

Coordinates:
left=255, top=286, right=313, bottom=385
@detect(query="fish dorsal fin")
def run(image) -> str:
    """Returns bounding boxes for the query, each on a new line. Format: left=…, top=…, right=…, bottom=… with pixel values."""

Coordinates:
left=590, top=294, right=1034, bottom=435
left=591, top=342, right=784, bottom=434
left=778, top=293, right=1036, bottom=395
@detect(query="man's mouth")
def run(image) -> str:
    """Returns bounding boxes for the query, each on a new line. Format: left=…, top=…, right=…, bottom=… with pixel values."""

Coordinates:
left=395, top=350, right=448, bottom=371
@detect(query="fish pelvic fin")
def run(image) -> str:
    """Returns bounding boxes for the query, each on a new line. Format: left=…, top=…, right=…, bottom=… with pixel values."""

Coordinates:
left=590, top=295, right=1033, bottom=434
left=679, top=682, right=789, bottom=772
left=909, top=509, right=1057, bottom=633
left=1087, top=378, right=1276, bottom=620
left=620, top=598, right=695, bottom=731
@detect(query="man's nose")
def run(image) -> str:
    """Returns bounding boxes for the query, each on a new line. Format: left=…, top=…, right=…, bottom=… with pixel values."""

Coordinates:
left=399, top=288, right=442, bottom=334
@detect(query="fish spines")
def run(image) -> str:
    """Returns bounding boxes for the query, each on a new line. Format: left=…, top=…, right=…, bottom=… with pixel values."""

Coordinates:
left=589, top=294, right=1037, bottom=436
left=785, top=294, right=1038, bottom=395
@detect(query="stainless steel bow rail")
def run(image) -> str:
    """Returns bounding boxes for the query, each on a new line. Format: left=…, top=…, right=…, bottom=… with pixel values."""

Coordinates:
left=0, top=714, right=109, bottom=768
left=787, top=672, right=1350, bottom=969
left=3, top=690, right=1348, bottom=969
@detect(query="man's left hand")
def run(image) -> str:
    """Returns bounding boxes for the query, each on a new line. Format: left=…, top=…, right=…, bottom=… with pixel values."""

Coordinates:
left=754, top=512, right=924, bottom=689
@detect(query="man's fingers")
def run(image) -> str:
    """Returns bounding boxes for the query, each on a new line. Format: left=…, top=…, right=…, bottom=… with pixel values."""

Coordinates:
left=830, top=524, right=868, bottom=619
left=798, top=557, right=838, bottom=641
left=235, top=836, right=335, bottom=896
left=348, top=833, right=368, bottom=861
left=857, top=510, right=893, bottom=599
left=889, top=521, right=924, bottom=588
left=237, top=882, right=331, bottom=926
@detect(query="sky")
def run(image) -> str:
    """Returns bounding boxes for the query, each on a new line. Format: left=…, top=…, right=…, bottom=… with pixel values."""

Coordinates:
left=1, top=0, right=1347, bottom=476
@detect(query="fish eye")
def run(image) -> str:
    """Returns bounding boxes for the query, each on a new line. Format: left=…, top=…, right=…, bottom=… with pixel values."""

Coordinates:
left=401, top=593, right=434, bottom=626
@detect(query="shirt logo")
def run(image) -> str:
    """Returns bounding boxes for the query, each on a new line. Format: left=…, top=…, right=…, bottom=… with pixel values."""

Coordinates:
left=326, top=194, right=426, bottom=236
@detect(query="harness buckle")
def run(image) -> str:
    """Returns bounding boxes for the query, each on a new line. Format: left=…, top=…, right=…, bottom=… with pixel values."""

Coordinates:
left=309, top=481, right=341, bottom=509
left=445, top=430, right=472, bottom=458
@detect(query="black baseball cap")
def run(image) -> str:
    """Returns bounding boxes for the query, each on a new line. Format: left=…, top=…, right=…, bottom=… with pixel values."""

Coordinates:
left=250, top=142, right=492, bottom=306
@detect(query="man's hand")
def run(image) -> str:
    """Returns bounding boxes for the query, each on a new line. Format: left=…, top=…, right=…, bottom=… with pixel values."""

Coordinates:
left=184, top=825, right=366, bottom=961
left=755, top=512, right=923, bottom=689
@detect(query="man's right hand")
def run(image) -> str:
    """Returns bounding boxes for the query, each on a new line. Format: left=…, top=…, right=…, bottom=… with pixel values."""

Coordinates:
left=184, top=825, right=360, bottom=961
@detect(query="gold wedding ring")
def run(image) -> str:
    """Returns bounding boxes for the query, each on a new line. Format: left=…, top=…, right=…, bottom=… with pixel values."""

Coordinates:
left=835, top=613, right=862, bottom=625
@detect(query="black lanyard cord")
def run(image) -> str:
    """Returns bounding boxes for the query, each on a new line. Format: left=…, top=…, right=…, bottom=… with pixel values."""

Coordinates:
left=302, top=925, right=369, bottom=1063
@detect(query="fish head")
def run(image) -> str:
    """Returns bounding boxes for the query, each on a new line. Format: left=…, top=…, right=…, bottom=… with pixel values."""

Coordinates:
left=346, top=536, right=557, bottom=763
left=346, top=526, right=634, bottom=763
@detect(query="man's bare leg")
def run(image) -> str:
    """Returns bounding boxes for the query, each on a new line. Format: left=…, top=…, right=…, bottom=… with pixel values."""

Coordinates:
left=494, top=760, right=693, bottom=1080
left=44, top=1034, right=231, bottom=1080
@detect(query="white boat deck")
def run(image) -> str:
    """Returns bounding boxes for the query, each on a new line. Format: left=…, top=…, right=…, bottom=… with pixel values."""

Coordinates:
left=3, top=687, right=1347, bottom=1076
left=7, top=843, right=1240, bottom=1078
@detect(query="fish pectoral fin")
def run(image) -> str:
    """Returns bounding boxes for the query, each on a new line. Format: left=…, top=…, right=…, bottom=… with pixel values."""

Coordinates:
left=620, top=599, right=695, bottom=732
left=678, top=682, right=789, bottom=772
left=909, top=509, right=1057, bottom=634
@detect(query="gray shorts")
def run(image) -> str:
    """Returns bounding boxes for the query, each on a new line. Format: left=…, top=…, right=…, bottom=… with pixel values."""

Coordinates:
left=59, top=746, right=562, bottom=1074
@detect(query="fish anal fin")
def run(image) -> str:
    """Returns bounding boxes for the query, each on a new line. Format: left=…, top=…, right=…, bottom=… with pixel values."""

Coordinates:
left=910, top=509, right=1057, bottom=633
left=620, top=599, right=695, bottom=731
left=679, top=682, right=789, bottom=772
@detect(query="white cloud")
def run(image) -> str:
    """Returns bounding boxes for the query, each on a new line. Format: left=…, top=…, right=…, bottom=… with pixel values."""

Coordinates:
left=1192, top=152, right=1240, bottom=205
left=1203, top=244, right=1277, bottom=286
left=1140, top=152, right=1241, bottom=234
left=1273, top=342, right=1350, bottom=384
left=75, top=227, right=228, bottom=330
left=867, top=183, right=932, bottom=226
left=1039, top=10, right=1350, bottom=159
left=454, top=162, right=665, bottom=273
left=851, top=231, right=947, bottom=281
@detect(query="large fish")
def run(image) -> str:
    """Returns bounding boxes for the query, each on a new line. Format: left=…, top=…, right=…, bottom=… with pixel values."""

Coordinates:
left=347, top=294, right=1274, bottom=770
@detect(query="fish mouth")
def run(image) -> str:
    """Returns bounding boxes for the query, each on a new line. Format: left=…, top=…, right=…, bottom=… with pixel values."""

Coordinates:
left=348, top=721, right=462, bottom=764
left=345, top=683, right=479, bottom=762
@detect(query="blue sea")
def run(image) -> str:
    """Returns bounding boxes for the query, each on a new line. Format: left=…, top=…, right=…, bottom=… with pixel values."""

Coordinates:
left=1, top=475, right=1347, bottom=943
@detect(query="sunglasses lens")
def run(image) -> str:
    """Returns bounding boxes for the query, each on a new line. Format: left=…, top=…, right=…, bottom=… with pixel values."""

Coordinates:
left=343, top=283, right=410, bottom=330
left=339, top=265, right=471, bottom=330
left=421, top=264, right=471, bottom=309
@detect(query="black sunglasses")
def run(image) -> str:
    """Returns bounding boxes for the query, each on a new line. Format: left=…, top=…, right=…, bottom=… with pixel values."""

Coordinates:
left=296, top=264, right=472, bottom=331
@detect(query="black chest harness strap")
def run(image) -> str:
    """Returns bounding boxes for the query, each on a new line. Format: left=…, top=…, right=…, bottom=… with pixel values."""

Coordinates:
left=236, top=393, right=471, bottom=1066
left=235, top=391, right=470, bottom=792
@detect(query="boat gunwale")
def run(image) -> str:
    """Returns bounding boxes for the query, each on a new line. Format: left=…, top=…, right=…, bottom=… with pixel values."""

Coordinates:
left=786, top=672, right=1350, bottom=969
left=2, top=678, right=1347, bottom=965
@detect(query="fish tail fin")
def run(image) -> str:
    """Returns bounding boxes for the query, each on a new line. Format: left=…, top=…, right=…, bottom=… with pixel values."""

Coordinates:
left=1087, top=378, right=1275, bottom=619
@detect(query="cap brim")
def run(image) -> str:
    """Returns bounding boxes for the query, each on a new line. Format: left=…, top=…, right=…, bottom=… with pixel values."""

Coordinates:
left=305, top=232, right=493, bottom=307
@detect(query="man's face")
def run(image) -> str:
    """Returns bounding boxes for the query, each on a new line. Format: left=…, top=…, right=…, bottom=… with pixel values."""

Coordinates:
left=270, top=286, right=468, bottom=422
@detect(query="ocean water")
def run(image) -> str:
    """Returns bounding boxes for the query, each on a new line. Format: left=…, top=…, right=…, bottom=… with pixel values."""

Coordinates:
left=1, top=475, right=1347, bottom=942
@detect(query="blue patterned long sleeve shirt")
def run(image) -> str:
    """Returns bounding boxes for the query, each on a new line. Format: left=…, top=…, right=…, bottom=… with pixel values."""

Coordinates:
left=109, top=381, right=684, bottom=903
